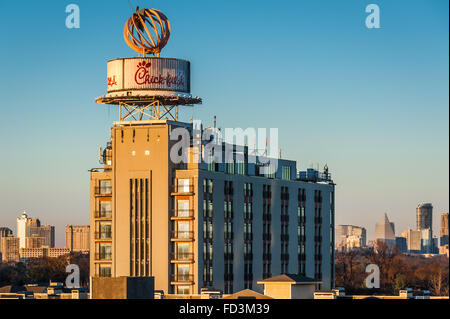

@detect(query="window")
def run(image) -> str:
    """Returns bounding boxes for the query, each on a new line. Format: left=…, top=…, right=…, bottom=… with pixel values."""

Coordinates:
left=98, top=243, right=111, bottom=260
left=99, top=265, right=111, bottom=277
left=99, top=180, right=111, bottom=194
left=176, top=243, right=191, bottom=260
left=177, top=200, right=190, bottom=217
left=237, top=161, right=246, bottom=175
left=177, top=221, right=191, bottom=238
left=282, top=166, right=291, bottom=180
left=178, top=179, right=190, bottom=193
left=177, top=264, right=191, bottom=281
left=177, top=286, right=190, bottom=295
left=99, top=201, right=111, bottom=218
left=99, top=222, right=111, bottom=239
left=226, top=161, right=235, bottom=174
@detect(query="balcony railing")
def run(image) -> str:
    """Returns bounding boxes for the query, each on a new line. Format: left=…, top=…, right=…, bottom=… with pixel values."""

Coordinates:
left=95, top=186, right=112, bottom=196
left=95, top=210, right=112, bottom=219
left=95, top=231, right=112, bottom=240
left=171, top=184, right=194, bottom=194
left=95, top=253, right=112, bottom=260
left=171, top=231, right=194, bottom=240
left=171, top=252, right=194, bottom=261
left=171, top=274, right=194, bottom=282
left=170, top=209, right=194, bottom=218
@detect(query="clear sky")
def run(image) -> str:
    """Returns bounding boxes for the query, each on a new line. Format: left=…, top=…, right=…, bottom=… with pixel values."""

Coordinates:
left=0, top=0, right=448, bottom=247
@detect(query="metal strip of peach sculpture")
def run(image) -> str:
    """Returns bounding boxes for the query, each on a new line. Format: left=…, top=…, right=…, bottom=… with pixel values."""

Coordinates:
left=124, top=7, right=171, bottom=56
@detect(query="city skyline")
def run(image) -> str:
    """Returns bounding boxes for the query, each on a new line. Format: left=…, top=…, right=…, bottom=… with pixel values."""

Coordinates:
left=0, top=0, right=448, bottom=247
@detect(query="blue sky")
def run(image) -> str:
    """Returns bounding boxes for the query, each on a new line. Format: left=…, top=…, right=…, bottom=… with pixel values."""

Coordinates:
left=0, top=0, right=448, bottom=246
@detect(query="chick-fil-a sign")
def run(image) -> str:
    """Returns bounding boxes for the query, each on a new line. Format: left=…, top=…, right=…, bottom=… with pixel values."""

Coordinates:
left=134, top=61, right=185, bottom=88
left=106, top=58, right=190, bottom=93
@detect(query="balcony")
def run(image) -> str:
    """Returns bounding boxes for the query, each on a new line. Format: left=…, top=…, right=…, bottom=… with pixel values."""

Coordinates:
left=95, top=210, right=112, bottom=219
left=95, top=186, right=112, bottom=196
left=170, top=209, right=194, bottom=219
left=281, top=234, right=289, bottom=242
left=95, top=231, right=112, bottom=240
left=314, top=216, right=322, bottom=224
left=171, top=252, right=194, bottom=262
left=171, top=184, right=194, bottom=195
left=171, top=274, right=194, bottom=283
left=315, top=236, right=322, bottom=242
left=244, top=233, right=253, bottom=241
left=95, top=253, right=112, bottom=260
left=263, top=233, right=271, bottom=241
left=315, top=253, right=322, bottom=261
left=281, top=215, right=289, bottom=223
left=171, top=231, right=194, bottom=241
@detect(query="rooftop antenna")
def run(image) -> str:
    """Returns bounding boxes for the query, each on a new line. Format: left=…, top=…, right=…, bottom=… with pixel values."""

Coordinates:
left=214, top=115, right=216, bottom=128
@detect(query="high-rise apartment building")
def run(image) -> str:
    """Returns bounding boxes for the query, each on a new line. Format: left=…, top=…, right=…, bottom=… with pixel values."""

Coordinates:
left=65, top=225, right=90, bottom=252
left=89, top=121, right=336, bottom=295
left=440, top=212, right=449, bottom=246
left=1, top=235, right=20, bottom=263
left=416, top=203, right=433, bottom=231
left=375, top=213, right=396, bottom=248
left=16, top=213, right=55, bottom=248
left=25, top=235, right=45, bottom=249
left=0, top=227, right=13, bottom=254
left=401, top=228, right=422, bottom=253
left=335, top=225, right=366, bottom=251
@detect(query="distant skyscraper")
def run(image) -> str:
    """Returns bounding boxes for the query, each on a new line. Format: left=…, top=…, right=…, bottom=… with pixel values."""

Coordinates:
left=416, top=203, right=433, bottom=231
left=335, top=225, right=366, bottom=251
left=375, top=213, right=396, bottom=247
left=38, top=225, right=55, bottom=248
left=16, top=213, right=54, bottom=248
left=440, top=212, right=449, bottom=246
left=0, top=227, right=13, bottom=254
left=17, top=212, right=33, bottom=248
left=401, top=228, right=422, bottom=253
left=1, top=235, right=20, bottom=263
left=65, top=225, right=90, bottom=252
left=25, top=235, right=45, bottom=249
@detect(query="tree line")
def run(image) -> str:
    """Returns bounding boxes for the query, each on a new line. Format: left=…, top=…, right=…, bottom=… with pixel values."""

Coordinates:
left=0, top=253, right=89, bottom=288
left=335, top=241, right=449, bottom=296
